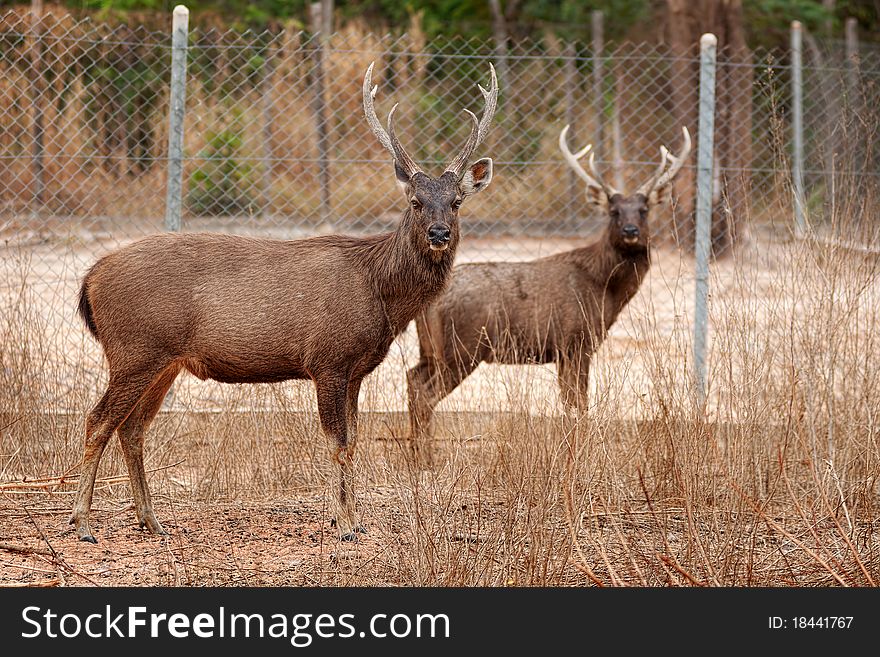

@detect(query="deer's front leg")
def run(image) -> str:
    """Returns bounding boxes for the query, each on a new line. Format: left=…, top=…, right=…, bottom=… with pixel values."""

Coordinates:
left=345, top=377, right=367, bottom=535
left=315, top=375, right=360, bottom=541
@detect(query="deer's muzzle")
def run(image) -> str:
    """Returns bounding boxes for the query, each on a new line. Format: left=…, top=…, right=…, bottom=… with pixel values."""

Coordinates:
left=621, top=224, right=640, bottom=244
left=427, top=224, right=451, bottom=250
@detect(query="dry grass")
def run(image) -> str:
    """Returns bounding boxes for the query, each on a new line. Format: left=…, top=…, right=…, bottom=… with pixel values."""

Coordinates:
left=1, top=226, right=878, bottom=587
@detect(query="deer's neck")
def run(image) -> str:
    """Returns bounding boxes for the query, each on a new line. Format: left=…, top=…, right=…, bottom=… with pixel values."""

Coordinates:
left=564, top=233, right=651, bottom=302
left=359, top=216, right=457, bottom=334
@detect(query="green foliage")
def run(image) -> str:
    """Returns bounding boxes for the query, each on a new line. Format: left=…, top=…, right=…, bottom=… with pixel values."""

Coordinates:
left=740, top=1, right=877, bottom=47
left=74, top=0, right=168, bottom=11
left=744, top=0, right=834, bottom=46
left=9, top=0, right=877, bottom=49
left=187, top=112, right=255, bottom=216
left=520, top=0, right=651, bottom=40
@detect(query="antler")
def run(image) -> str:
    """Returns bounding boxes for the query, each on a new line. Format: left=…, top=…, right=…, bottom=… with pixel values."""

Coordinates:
left=637, top=126, right=692, bottom=196
left=444, top=63, right=499, bottom=178
left=652, top=126, right=692, bottom=192
left=587, top=151, right=621, bottom=199
left=558, top=125, right=601, bottom=189
left=386, top=103, right=423, bottom=178
left=363, top=62, right=423, bottom=179
left=635, top=147, right=672, bottom=197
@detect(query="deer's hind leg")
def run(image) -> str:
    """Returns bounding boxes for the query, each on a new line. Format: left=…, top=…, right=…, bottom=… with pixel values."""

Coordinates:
left=406, top=358, right=436, bottom=444
left=406, top=356, right=474, bottom=467
left=70, top=359, right=175, bottom=543
left=557, top=347, right=592, bottom=414
left=115, top=363, right=181, bottom=536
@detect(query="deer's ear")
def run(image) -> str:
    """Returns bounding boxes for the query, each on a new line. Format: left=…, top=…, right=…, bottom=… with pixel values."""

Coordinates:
left=585, top=185, right=608, bottom=210
left=460, top=158, right=493, bottom=197
left=394, top=161, right=411, bottom=184
left=395, top=161, right=412, bottom=195
left=648, top=182, right=673, bottom=207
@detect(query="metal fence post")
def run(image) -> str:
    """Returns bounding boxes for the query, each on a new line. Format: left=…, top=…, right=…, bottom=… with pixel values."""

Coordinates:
left=791, top=21, right=806, bottom=237
left=260, top=42, right=277, bottom=220
left=164, top=5, right=189, bottom=232
left=29, top=0, right=46, bottom=213
left=844, top=16, right=864, bottom=216
left=694, top=33, right=717, bottom=404
left=310, top=1, right=333, bottom=229
left=611, top=58, right=624, bottom=191
left=564, top=41, right=578, bottom=227
left=845, top=17, right=859, bottom=102
left=591, top=10, right=604, bottom=163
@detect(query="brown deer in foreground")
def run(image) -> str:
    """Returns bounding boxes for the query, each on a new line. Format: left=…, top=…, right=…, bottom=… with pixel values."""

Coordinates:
left=70, top=62, right=497, bottom=543
left=406, top=125, right=690, bottom=457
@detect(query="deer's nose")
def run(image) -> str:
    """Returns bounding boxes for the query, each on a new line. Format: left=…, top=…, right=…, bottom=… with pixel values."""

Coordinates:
left=427, top=224, right=451, bottom=245
left=622, top=225, right=640, bottom=238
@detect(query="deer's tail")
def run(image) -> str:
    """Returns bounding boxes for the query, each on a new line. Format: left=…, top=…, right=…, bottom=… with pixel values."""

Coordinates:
left=77, top=275, right=98, bottom=339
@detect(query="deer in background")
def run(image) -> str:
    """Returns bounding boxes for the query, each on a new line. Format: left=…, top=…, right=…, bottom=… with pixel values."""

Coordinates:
left=406, top=125, right=691, bottom=458
left=70, top=62, right=498, bottom=543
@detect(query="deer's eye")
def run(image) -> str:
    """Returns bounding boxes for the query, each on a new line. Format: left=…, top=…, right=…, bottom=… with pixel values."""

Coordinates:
left=411, top=198, right=422, bottom=210
left=451, top=199, right=462, bottom=211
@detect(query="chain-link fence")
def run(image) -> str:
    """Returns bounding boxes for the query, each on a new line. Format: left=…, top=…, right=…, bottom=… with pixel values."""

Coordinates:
left=1, top=7, right=878, bottom=409
left=4, top=10, right=876, bottom=246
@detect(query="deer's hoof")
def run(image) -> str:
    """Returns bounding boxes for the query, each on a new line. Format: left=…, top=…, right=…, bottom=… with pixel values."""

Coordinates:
left=79, top=534, right=98, bottom=544
left=355, top=525, right=368, bottom=534
left=339, top=532, right=359, bottom=543
left=139, top=521, right=169, bottom=536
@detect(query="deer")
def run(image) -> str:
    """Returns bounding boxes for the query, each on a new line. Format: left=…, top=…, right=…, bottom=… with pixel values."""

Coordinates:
left=69, top=62, right=498, bottom=543
left=406, top=124, right=691, bottom=459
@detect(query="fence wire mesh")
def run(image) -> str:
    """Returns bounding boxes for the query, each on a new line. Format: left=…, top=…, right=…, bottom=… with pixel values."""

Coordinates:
left=1, top=8, right=878, bottom=411
left=1, top=10, right=170, bottom=233
left=4, top=12, right=878, bottom=241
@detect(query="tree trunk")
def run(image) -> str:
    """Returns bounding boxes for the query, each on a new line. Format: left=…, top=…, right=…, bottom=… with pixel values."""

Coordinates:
left=822, top=0, right=835, bottom=37
left=488, top=0, right=510, bottom=95
left=664, top=0, right=753, bottom=254
left=665, top=0, right=697, bottom=247
left=713, top=0, right=753, bottom=253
